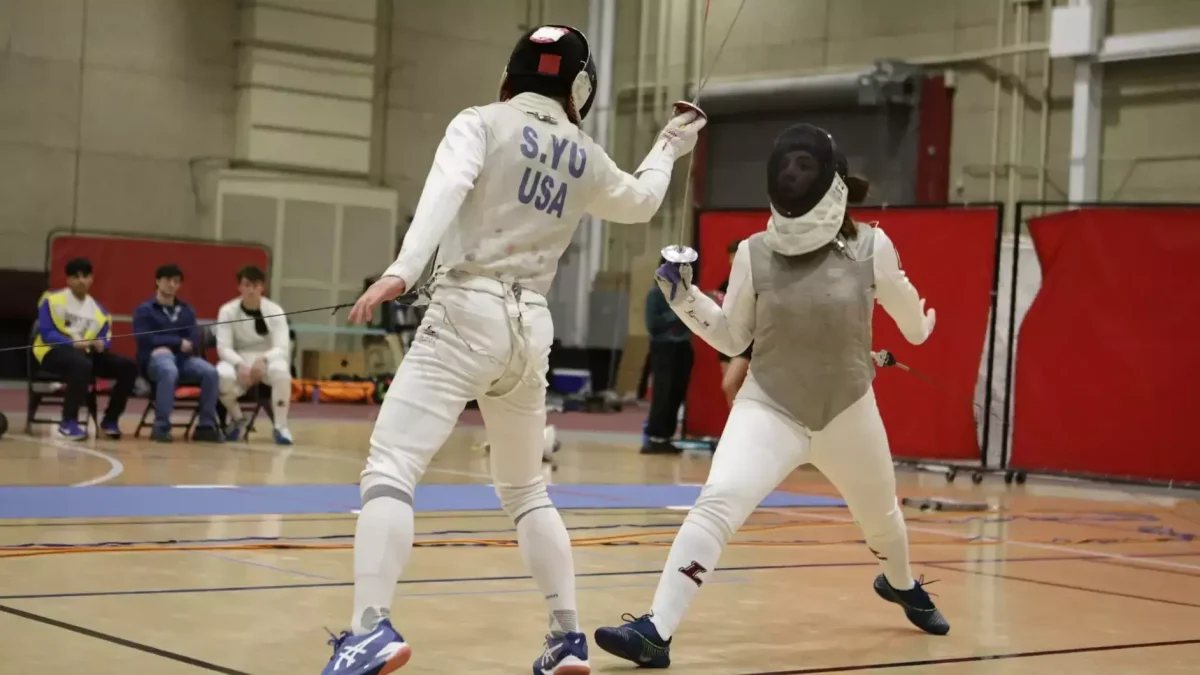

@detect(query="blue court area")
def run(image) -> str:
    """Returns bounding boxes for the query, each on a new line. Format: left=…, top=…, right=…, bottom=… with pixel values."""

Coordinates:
left=0, top=484, right=844, bottom=520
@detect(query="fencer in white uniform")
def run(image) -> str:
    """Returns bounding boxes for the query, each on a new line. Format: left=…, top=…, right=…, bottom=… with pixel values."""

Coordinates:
left=319, top=25, right=707, bottom=675
left=214, top=265, right=293, bottom=445
left=595, top=125, right=948, bottom=669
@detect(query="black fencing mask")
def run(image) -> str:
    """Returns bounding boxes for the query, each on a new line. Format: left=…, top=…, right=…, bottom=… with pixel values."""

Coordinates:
left=499, top=25, right=597, bottom=124
left=764, top=123, right=849, bottom=256
left=767, top=124, right=838, bottom=218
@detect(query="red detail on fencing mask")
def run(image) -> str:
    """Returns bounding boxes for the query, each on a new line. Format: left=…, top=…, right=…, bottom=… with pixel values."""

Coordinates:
left=538, top=54, right=562, bottom=75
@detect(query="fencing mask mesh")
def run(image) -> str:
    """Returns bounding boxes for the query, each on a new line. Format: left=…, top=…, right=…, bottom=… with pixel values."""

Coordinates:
left=764, top=124, right=849, bottom=256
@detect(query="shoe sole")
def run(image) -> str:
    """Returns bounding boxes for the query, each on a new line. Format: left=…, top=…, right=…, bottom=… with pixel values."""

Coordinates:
left=378, top=643, right=412, bottom=674
left=549, top=665, right=590, bottom=675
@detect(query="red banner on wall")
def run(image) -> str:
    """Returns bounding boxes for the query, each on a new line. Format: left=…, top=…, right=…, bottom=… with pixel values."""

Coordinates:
left=1011, top=208, right=1200, bottom=483
left=48, top=233, right=271, bottom=360
left=686, top=207, right=1000, bottom=461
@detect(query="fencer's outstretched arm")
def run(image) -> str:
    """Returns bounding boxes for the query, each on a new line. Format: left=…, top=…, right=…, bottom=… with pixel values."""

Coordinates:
left=382, top=110, right=487, bottom=289
left=585, top=151, right=672, bottom=224
left=586, top=105, right=705, bottom=224
left=873, top=227, right=934, bottom=344
left=656, top=240, right=755, bottom=357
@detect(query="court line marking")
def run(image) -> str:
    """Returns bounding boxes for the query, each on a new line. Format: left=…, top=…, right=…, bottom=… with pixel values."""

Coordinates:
left=399, top=576, right=749, bottom=600
left=243, top=441, right=494, bottom=480
left=741, top=637, right=1200, bottom=674
left=766, top=508, right=1200, bottom=573
left=191, top=550, right=340, bottom=581
left=5, top=551, right=1199, bottom=602
left=47, top=438, right=125, bottom=487
left=0, top=602, right=251, bottom=675
left=0, top=508, right=672, bottom=529
left=924, top=562, right=1200, bottom=609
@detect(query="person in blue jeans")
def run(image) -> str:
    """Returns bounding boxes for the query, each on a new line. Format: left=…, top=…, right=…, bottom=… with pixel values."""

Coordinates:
left=132, top=263, right=222, bottom=443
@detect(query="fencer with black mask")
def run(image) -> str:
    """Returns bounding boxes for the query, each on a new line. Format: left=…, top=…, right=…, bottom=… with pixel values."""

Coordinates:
left=594, top=125, right=947, bottom=669
left=320, top=25, right=706, bottom=675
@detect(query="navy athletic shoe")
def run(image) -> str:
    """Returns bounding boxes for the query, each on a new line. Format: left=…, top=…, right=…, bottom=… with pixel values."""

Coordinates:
left=533, top=631, right=590, bottom=675
left=594, top=613, right=671, bottom=668
left=320, top=619, right=411, bottom=675
left=873, top=574, right=950, bottom=635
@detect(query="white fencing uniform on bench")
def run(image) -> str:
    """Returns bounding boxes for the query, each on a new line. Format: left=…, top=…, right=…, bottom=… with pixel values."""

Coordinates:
left=215, top=296, right=291, bottom=439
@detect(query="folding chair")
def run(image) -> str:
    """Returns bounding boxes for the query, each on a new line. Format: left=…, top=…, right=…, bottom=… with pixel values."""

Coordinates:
left=25, top=322, right=100, bottom=436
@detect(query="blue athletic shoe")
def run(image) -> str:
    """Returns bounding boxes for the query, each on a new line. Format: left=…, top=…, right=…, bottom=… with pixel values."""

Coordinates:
left=100, top=420, right=121, bottom=439
left=594, top=614, right=671, bottom=668
left=321, top=620, right=411, bottom=675
left=56, top=420, right=87, bottom=441
left=873, top=574, right=950, bottom=635
left=533, top=631, right=590, bottom=675
left=224, top=419, right=247, bottom=442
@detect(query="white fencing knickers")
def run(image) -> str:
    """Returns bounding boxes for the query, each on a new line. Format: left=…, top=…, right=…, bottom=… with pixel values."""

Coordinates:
left=360, top=279, right=554, bottom=505
left=646, top=385, right=915, bottom=639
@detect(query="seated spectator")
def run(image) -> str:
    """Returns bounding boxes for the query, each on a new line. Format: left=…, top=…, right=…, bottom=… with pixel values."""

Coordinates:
left=33, top=257, right=138, bottom=440
left=216, top=265, right=293, bottom=445
left=132, top=263, right=221, bottom=443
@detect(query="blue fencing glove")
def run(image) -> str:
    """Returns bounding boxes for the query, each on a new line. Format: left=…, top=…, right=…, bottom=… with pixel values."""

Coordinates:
left=654, top=261, right=693, bottom=302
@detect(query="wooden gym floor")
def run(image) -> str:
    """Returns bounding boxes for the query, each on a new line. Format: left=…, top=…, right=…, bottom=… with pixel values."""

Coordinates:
left=1, top=412, right=1199, bottom=674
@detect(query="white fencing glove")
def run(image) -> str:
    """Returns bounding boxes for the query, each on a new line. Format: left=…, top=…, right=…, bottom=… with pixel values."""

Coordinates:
left=636, top=101, right=708, bottom=176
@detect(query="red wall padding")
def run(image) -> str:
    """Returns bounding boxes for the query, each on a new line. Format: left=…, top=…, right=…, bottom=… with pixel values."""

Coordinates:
left=48, top=233, right=270, bottom=360
left=1011, top=208, right=1200, bottom=483
left=686, top=207, right=1000, bottom=461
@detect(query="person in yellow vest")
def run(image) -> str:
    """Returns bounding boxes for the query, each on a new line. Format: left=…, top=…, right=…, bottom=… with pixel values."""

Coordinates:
left=34, top=258, right=139, bottom=440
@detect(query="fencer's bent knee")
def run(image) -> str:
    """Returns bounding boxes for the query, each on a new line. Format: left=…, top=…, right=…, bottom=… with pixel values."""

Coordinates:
left=361, top=482, right=413, bottom=507
left=216, top=362, right=239, bottom=395
left=495, top=478, right=554, bottom=524
left=684, top=483, right=758, bottom=545
left=854, top=496, right=905, bottom=539
left=266, top=356, right=290, bottom=382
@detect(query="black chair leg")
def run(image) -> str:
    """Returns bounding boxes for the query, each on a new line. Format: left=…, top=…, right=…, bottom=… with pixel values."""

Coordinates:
left=88, top=389, right=99, bottom=438
left=135, top=402, right=154, bottom=438
left=26, top=391, right=39, bottom=434
left=184, top=407, right=200, bottom=440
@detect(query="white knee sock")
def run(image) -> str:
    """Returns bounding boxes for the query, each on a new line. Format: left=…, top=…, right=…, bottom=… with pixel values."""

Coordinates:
left=862, top=504, right=915, bottom=590
left=271, top=378, right=290, bottom=429
left=351, top=496, right=415, bottom=634
left=649, top=520, right=724, bottom=640
left=516, top=507, right=580, bottom=636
